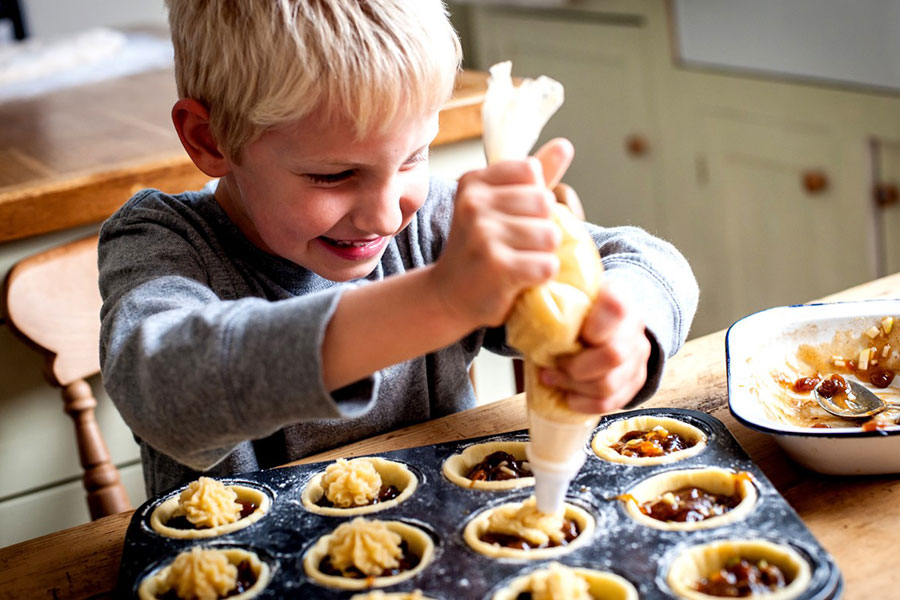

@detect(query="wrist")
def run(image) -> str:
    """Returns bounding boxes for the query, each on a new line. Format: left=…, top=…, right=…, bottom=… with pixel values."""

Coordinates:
left=420, top=264, right=481, bottom=337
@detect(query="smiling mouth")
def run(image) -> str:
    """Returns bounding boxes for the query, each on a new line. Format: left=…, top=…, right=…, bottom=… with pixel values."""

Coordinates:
left=320, top=237, right=381, bottom=247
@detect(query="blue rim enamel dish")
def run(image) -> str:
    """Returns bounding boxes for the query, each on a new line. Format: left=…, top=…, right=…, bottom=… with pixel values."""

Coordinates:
left=726, top=299, right=900, bottom=475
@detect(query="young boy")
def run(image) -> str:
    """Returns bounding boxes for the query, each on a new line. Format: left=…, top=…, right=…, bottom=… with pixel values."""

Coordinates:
left=98, top=0, right=698, bottom=496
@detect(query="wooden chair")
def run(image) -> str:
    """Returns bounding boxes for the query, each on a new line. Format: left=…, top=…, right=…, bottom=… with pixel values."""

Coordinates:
left=1, top=234, right=131, bottom=519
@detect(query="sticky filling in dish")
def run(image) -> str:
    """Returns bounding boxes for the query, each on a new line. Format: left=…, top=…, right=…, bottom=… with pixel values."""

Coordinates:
left=626, top=487, right=742, bottom=523
left=479, top=519, right=580, bottom=551
left=466, top=451, right=533, bottom=482
left=694, top=557, right=789, bottom=597
left=610, top=426, right=696, bottom=458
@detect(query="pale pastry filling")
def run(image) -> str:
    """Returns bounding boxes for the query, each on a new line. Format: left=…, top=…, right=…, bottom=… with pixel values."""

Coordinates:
left=161, top=547, right=238, bottom=600
left=486, top=497, right=567, bottom=547
left=328, top=517, right=404, bottom=577
left=174, top=477, right=242, bottom=529
left=530, top=562, right=592, bottom=600
left=321, top=458, right=383, bottom=508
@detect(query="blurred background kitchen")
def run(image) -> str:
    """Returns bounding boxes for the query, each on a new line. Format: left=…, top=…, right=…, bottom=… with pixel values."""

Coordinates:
left=2, top=0, right=899, bottom=546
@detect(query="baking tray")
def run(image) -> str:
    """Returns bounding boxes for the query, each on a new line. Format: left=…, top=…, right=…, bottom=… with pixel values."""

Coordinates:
left=117, top=408, right=843, bottom=599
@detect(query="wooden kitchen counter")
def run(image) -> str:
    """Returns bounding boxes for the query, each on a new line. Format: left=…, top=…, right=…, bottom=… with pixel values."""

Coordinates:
left=1, top=273, right=898, bottom=599
left=0, top=67, right=488, bottom=243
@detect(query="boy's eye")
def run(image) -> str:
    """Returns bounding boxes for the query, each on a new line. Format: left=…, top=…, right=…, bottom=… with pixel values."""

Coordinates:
left=305, top=170, right=354, bottom=184
left=403, top=149, right=428, bottom=168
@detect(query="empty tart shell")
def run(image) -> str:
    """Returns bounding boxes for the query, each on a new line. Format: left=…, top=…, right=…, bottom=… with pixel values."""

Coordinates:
left=149, top=482, right=270, bottom=539
left=442, top=441, right=534, bottom=490
left=137, top=547, right=270, bottom=600
left=592, top=415, right=707, bottom=465
left=620, top=466, right=757, bottom=531
left=667, top=539, right=812, bottom=600
left=301, top=457, right=418, bottom=516
left=463, top=500, right=595, bottom=560
left=493, top=562, right=638, bottom=600
left=303, top=520, right=435, bottom=590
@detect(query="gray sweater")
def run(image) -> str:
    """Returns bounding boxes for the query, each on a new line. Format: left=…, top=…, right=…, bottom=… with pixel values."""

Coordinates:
left=98, top=177, right=698, bottom=496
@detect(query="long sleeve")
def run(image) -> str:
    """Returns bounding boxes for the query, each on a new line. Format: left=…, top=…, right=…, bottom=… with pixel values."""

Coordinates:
left=98, top=191, right=377, bottom=471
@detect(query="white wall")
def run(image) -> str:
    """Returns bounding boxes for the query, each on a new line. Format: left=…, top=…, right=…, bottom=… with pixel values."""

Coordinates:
left=20, top=0, right=167, bottom=37
left=673, top=0, right=900, bottom=92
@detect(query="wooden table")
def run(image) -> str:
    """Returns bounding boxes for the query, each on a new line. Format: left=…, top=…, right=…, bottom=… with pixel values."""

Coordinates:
left=0, top=67, right=489, bottom=243
left=2, top=274, right=898, bottom=599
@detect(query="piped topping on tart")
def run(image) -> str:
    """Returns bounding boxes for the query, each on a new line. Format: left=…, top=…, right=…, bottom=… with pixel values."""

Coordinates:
left=694, top=557, right=788, bottom=597
left=480, top=497, right=579, bottom=550
left=466, top=451, right=533, bottom=483
left=156, top=547, right=256, bottom=600
left=170, top=477, right=245, bottom=530
left=317, top=458, right=400, bottom=508
left=526, top=562, right=592, bottom=600
left=319, top=518, right=418, bottom=579
left=611, top=425, right=696, bottom=458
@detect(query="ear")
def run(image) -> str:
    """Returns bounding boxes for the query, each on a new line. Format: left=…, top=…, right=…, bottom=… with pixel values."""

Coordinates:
left=171, top=98, right=232, bottom=177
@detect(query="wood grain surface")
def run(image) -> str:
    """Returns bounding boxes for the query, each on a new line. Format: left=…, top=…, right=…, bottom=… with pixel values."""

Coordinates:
left=1, top=272, right=898, bottom=599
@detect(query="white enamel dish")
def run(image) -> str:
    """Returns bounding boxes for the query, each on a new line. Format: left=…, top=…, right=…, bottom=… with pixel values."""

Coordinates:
left=726, top=299, right=900, bottom=475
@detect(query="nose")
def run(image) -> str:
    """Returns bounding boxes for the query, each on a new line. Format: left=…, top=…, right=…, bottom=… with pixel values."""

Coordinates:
left=351, top=175, right=404, bottom=236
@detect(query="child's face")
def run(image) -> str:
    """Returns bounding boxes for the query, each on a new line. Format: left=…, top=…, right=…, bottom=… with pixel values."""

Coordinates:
left=215, top=107, right=439, bottom=281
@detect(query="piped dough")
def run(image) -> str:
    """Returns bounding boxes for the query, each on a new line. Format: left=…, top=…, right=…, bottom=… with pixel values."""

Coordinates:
left=621, top=467, right=757, bottom=531
left=493, top=562, right=638, bottom=600
left=464, top=497, right=594, bottom=560
left=667, top=539, right=812, bottom=600
left=303, top=518, right=435, bottom=591
left=592, top=416, right=707, bottom=465
left=150, top=478, right=270, bottom=539
left=442, top=441, right=534, bottom=490
left=138, top=547, right=270, bottom=600
left=301, top=457, right=418, bottom=516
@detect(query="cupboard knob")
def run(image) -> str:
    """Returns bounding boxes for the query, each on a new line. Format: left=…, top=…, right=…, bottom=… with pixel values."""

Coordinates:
left=625, top=134, right=649, bottom=157
left=802, top=170, right=828, bottom=195
left=874, top=183, right=899, bottom=208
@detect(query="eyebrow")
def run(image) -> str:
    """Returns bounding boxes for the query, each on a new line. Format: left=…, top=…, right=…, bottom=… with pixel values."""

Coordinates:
left=301, top=142, right=432, bottom=171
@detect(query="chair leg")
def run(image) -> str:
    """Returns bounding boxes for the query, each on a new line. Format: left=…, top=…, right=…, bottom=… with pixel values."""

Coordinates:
left=62, top=380, right=131, bottom=519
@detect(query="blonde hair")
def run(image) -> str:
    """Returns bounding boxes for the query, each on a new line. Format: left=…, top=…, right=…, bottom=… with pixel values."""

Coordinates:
left=165, top=0, right=462, bottom=161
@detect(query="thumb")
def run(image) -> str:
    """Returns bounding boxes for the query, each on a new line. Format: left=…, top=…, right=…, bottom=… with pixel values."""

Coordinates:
left=533, top=137, right=574, bottom=189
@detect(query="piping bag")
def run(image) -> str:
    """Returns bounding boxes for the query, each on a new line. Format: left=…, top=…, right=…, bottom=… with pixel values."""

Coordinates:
left=482, top=61, right=605, bottom=513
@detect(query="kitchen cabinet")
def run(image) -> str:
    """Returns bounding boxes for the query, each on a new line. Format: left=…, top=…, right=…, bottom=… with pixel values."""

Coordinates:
left=467, top=6, right=667, bottom=237
left=872, top=138, right=900, bottom=278
left=455, top=0, right=900, bottom=337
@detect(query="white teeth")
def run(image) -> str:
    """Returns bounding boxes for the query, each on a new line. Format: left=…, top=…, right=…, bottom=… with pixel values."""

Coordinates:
left=331, top=239, right=372, bottom=247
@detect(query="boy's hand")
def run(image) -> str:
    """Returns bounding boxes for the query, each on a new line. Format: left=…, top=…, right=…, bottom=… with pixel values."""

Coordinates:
left=431, top=138, right=575, bottom=329
left=540, top=283, right=652, bottom=414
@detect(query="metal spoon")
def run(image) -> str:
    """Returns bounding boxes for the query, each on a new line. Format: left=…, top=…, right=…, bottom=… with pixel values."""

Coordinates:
left=814, top=378, right=899, bottom=420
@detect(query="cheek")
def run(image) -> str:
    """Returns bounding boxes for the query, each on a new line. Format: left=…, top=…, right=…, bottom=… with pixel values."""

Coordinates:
left=401, top=172, right=430, bottom=216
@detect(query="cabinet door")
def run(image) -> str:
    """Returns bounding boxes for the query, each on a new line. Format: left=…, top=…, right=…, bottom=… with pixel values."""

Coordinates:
left=873, top=139, right=900, bottom=277
left=469, top=8, right=665, bottom=236
left=684, top=106, right=868, bottom=334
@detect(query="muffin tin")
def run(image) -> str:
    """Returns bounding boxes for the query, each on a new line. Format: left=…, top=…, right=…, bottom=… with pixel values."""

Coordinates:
left=116, top=408, right=843, bottom=598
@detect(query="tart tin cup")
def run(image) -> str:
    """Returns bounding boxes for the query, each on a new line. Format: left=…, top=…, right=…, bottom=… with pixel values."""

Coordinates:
left=148, top=480, right=273, bottom=539
left=118, top=409, right=842, bottom=599
left=136, top=544, right=275, bottom=600
left=300, top=457, right=419, bottom=517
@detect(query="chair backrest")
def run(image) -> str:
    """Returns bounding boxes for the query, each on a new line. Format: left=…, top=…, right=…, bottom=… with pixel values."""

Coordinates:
left=1, top=234, right=131, bottom=519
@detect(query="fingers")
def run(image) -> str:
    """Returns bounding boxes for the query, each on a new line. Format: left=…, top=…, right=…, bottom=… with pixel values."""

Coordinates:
left=534, top=137, right=574, bottom=188
left=538, top=286, right=652, bottom=414
left=553, top=183, right=585, bottom=220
